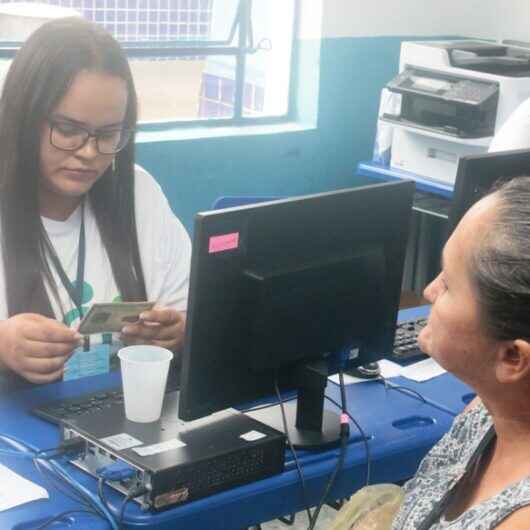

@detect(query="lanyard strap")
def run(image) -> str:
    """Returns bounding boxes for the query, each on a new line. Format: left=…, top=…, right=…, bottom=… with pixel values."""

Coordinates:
left=47, top=202, right=86, bottom=316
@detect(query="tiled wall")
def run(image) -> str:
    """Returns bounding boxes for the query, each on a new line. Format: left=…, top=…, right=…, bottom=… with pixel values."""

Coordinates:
left=0, top=0, right=268, bottom=118
left=199, top=73, right=265, bottom=118
left=0, top=0, right=213, bottom=41
left=0, top=0, right=274, bottom=120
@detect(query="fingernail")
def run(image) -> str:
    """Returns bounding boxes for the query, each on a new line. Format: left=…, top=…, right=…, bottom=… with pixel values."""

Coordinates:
left=122, top=326, right=132, bottom=334
left=74, top=332, right=83, bottom=340
left=139, top=312, right=147, bottom=320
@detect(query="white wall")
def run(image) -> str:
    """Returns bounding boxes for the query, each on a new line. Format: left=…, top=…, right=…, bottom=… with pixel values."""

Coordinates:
left=298, top=0, right=323, bottom=39
left=486, top=1, right=530, bottom=42
left=321, top=0, right=498, bottom=39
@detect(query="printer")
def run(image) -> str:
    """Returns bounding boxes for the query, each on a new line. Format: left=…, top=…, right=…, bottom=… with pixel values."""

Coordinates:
left=381, top=40, right=530, bottom=185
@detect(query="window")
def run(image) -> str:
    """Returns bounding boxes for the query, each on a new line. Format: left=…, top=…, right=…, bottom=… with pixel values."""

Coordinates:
left=0, top=0, right=299, bottom=124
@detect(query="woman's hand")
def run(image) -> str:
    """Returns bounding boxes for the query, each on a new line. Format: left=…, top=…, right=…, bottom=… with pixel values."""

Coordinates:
left=119, top=307, right=186, bottom=353
left=0, top=313, right=82, bottom=384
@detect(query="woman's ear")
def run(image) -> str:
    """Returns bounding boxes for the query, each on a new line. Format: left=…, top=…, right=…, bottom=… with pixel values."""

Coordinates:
left=495, top=339, right=530, bottom=384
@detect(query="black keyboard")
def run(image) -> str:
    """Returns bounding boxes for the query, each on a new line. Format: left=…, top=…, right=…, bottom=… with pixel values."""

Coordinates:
left=32, top=379, right=180, bottom=425
left=390, top=317, right=428, bottom=364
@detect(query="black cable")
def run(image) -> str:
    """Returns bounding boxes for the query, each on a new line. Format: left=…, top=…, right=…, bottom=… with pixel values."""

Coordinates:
left=118, top=494, right=135, bottom=529
left=98, top=477, right=106, bottom=505
left=35, top=509, right=103, bottom=530
left=324, top=395, right=372, bottom=487
left=376, top=375, right=427, bottom=403
left=33, top=457, right=97, bottom=512
left=339, top=370, right=347, bottom=409
left=97, top=476, right=112, bottom=515
left=0, top=434, right=107, bottom=523
left=0, top=433, right=101, bottom=515
left=119, top=485, right=149, bottom=529
left=97, top=476, right=120, bottom=529
left=35, top=436, right=85, bottom=459
left=273, top=377, right=313, bottom=524
left=308, top=370, right=350, bottom=530
left=309, top=430, right=348, bottom=530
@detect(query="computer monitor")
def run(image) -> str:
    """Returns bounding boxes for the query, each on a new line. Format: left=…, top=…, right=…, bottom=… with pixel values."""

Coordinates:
left=449, top=148, right=530, bottom=232
left=178, top=180, right=414, bottom=449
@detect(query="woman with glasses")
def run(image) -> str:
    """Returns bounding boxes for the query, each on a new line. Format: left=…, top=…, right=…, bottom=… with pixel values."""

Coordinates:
left=0, top=17, right=191, bottom=385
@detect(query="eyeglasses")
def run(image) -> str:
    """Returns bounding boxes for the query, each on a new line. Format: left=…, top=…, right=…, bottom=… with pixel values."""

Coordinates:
left=48, top=118, right=134, bottom=155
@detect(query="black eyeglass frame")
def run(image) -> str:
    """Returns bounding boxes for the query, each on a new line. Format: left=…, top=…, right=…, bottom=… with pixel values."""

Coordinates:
left=48, top=118, right=135, bottom=155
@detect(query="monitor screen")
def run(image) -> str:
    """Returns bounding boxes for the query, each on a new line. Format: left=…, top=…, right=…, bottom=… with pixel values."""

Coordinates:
left=449, top=148, right=530, bottom=232
left=178, top=180, right=414, bottom=448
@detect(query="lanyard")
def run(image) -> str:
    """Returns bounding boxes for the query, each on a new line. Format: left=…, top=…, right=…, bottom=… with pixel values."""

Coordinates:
left=46, top=202, right=90, bottom=351
left=48, top=201, right=90, bottom=351
left=47, top=201, right=86, bottom=316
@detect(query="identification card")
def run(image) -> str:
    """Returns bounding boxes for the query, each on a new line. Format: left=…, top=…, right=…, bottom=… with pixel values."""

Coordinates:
left=78, top=301, right=155, bottom=335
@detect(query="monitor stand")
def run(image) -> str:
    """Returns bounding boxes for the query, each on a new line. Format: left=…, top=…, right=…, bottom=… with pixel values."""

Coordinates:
left=245, top=360, right=342, bottom=451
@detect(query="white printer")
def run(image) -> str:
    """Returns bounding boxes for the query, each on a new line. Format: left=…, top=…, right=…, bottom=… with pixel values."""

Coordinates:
left=381, top=40, right=530, bottom=185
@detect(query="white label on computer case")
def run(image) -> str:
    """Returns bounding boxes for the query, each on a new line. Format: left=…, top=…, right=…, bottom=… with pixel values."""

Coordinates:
left=132, top=438, right=186, bottom=457
left=240, top=430, right=266, bottom=442
left=100, top=433, right=143, bottom=451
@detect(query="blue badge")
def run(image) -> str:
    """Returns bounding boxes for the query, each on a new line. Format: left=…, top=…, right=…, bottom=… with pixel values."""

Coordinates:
left=63, top=342, right=111, bottom=381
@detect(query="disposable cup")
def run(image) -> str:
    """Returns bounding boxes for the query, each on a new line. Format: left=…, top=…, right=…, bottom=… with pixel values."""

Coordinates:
left=118, top=345, right=173, bottom=423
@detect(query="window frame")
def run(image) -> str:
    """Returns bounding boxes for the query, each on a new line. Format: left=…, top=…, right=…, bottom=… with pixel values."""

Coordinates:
left=0, top=0, right=300, bottom=128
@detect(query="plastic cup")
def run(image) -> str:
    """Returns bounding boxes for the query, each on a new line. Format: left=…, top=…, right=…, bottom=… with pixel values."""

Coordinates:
left=118, top=345, right=173, bottom=423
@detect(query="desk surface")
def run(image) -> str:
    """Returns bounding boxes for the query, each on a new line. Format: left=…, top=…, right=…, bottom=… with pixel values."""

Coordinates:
left=0, top=308, right=470, bottom=530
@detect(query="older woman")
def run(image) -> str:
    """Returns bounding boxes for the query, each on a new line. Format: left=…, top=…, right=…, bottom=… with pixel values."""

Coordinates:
left=391, top=177, right=530, bottom=529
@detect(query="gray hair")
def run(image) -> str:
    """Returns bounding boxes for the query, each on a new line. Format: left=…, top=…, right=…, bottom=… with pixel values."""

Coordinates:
left=471, top=176, right=530, bottom=341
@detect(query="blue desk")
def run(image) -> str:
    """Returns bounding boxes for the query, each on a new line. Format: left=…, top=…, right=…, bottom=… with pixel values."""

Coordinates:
left=0, top=312, right=468, bottom=529
left=357, top=161, right=453, bottom=198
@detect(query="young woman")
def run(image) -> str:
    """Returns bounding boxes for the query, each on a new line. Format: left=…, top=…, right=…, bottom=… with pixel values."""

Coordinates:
left=392, top=177, right=530, bottom=529
left=0, top=17, right=191, bottom=385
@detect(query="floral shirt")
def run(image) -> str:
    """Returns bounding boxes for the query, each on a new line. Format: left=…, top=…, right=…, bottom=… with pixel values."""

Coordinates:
left=392, top=401, right=530, bottom=530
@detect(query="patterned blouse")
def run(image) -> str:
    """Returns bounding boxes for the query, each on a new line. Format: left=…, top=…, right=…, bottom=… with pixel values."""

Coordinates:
left=391, top=401, right=530, bottom=530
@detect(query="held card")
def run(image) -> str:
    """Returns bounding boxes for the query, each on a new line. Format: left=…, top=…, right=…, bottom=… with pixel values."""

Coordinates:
left=78, top=301, right=155, bottom=335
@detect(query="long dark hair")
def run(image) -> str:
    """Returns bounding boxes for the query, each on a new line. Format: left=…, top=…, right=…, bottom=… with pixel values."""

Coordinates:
left=470, top=176, right=530, bottom=341
left=0, top=17, right=146, bottom=318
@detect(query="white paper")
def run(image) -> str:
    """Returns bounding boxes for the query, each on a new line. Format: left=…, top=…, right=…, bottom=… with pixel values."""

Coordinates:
left=329, top=358, right=446, bottom=385
left=378, top=359, right=405, bottom=378
left=400, top=357, right=446, bottom=382
left=0, top=462, right=48, bottom=511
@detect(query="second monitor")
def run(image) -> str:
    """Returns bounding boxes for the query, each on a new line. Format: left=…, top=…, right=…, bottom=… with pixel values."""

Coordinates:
left=179, top=180, right=414, bottom=449
left=450, top=148, right=530, bottom=232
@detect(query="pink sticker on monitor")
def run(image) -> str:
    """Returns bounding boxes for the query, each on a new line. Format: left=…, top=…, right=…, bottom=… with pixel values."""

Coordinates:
left=209, top=232, right=240, bottom=253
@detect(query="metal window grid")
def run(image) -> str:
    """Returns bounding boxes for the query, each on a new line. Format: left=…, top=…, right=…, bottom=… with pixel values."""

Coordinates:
left=0, top=0, right=299, bottom=124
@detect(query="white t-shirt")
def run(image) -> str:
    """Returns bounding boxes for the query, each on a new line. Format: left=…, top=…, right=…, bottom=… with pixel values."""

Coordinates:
left=489, top=97, right=530, bottom=152
left=0, top=165, right=192, bottom=336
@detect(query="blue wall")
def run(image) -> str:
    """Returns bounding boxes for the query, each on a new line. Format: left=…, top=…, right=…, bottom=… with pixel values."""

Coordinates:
left=135, top=36, right=426, bottom=232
